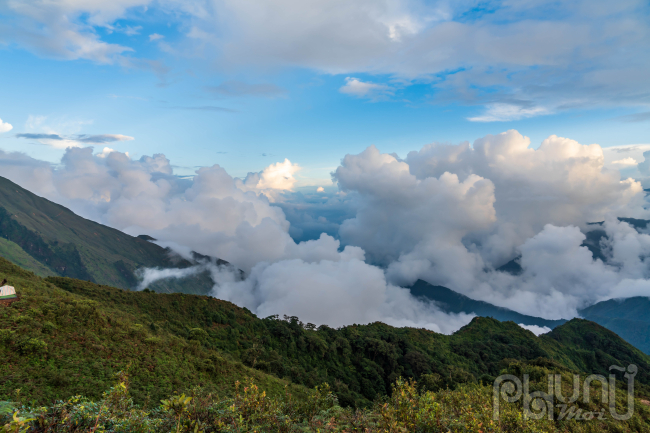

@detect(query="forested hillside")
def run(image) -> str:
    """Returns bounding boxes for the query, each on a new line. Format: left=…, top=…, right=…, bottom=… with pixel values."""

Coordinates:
left=2, top=256, right=650, bottom=409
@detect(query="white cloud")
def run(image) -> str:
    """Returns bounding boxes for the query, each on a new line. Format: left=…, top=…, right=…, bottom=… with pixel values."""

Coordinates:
left=2, top=1, right=649, bottom=116
left=467, top=103, right=550, bottom=122
left=96, top=147, right=116, bottom=158
left=2, top=129, right=650, bottom=329
left=0, top=145, right=473, bottom=332
left=339, top=77, right=394, bottom=101
left=1, top=0, right=140, bottom=63
left=316, top=186, right=325, bottom=192
left=210, top=253, right=474, bottom=333
left=518, top=324, right=551, bottom=336
left=328, top=130, right=648, bottom=319
left=149, top=33, right=164, bottom=41
left=611, top=157, right=638, bottom=166
left=0, top=118, right=13, bottom=133
left=235, top=158, right=301, bottom=201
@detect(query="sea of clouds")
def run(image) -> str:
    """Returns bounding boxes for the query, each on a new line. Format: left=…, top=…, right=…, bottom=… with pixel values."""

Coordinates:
left=3, top=130, right=650, bottom=335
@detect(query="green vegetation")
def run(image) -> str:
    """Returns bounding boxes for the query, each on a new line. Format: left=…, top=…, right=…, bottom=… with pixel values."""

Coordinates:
left=3, top=370, right=650, bottom=432
left=580, top=297, right=650, bottom=355
left=0, top=238, right=54, bottom=278
left=0, top=176, right=214, bottom=293
left=2, top=254, right=650, bottom=408
left=0, top=258, right=304, bottom=406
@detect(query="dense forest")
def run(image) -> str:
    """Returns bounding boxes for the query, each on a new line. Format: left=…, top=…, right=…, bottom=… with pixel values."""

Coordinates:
left=2, top=256, right=650, bottom=431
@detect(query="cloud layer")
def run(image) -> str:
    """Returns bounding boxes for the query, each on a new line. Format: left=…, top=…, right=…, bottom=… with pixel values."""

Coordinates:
left=1, top=129, right=650, bottom=330
left=2, top=1, right=649, bottom=116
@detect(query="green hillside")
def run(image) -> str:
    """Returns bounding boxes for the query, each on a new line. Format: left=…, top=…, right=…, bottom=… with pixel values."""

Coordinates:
left=0, top=257, right=305, bottom=406
left=2, top=255, right=650, bottom=409
left=0, top=176, right=215, bottom=293
left=3, top=256, right=650, bottom=431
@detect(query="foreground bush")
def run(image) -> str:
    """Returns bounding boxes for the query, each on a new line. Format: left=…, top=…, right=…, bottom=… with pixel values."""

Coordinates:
left=2, top=374, right=650, bottom=433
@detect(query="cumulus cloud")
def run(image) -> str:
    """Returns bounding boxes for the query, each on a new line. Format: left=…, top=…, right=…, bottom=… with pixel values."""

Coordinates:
left=0, top=118, right=13, bottom=133
left=612, top=157, right=638, bottom=166
left=339, top=77, right=394, bottom=101
left=2, top=129, right=650, bottom=330
left=328, top=130, right=649, bottom=319
left=210, top=253, right=475, bottom=333
left=236, top=158, right=301, bottom=201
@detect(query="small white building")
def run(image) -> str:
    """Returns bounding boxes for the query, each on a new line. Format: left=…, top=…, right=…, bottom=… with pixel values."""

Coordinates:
left=0, top=285, right=16, bottom=299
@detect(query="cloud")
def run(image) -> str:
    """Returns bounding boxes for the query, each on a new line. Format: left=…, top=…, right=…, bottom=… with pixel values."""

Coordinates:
left=316, top=186, right=325, bottom=192
left=149, top=33, right=164, bottom=41
left=16, top=133, right=62, bottom=140
left=75, top=134, right=134, bottom=143
left=210, top=254, right=475, bottom=333
left=0, top=118, right=13, bottom=133
left=0, top=0, right=140, bottom=63
left=518, top=324, right=551, bottom=336
left=0, top=144, right=476, bottom=332
left=2, top=1, right=648, bottom=116
left=206, top=81, right=288, bottom=98
left=236, top=158, right=301, bottom=201
left=136, top=265, right=205, bottom=291
left=327, top=130, right=648, bottom=319
left=612, top=157, right=638, bottom=166
left=618, top=112, right=650, bottom=123
left=467, top=103, right=550, bottom=122
left=2, top=129, right=650, bottom=330
left=339, top=77, right=394, bottom=101
left=16, top=132, right=134, bottom=148
left=96, top=147, right=117, bottom=158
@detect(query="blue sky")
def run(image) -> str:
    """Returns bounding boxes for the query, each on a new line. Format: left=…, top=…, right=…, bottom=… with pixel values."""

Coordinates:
left=1, top=0, right=649, bottom=185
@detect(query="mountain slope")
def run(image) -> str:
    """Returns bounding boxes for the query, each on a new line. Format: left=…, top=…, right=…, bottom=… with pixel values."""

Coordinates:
left=0, top=176, right=215, bottom=293
left=0, top=256, right=305, bottom=405
left=579, top=297, right=650, bottom=355
left=2, top=256, right=649, bottom=407
left=408, top=279, right=567, bottom=329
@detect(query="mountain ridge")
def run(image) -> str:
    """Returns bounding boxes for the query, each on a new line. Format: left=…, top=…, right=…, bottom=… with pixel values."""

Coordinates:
left=0, top=176, right=217, bottom=293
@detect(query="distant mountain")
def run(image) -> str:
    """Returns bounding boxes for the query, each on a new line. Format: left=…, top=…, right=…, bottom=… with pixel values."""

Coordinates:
left=0, top=176, right=218, bottom=293
left=579, top=297, right=650, bottom=355
left=408, top=279, right=567, bottom=329
left=409, top=279, right=650, bottom=356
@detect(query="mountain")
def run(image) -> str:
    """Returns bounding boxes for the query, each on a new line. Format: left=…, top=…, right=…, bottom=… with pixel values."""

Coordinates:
left=579, top=297, right=650, bottom=355
left=409, top=279, right=650, bottom=357
left=2, top=256, right=649, bottom=409
left=0, top=176, right=216, bottom=293
left=408, top=279, right=567, bottom=329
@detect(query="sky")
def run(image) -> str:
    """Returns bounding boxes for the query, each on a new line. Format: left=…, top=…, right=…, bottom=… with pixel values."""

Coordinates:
left=1, top=0, right=650, bottom=334
left=1, top=0, right=649, bottom=183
